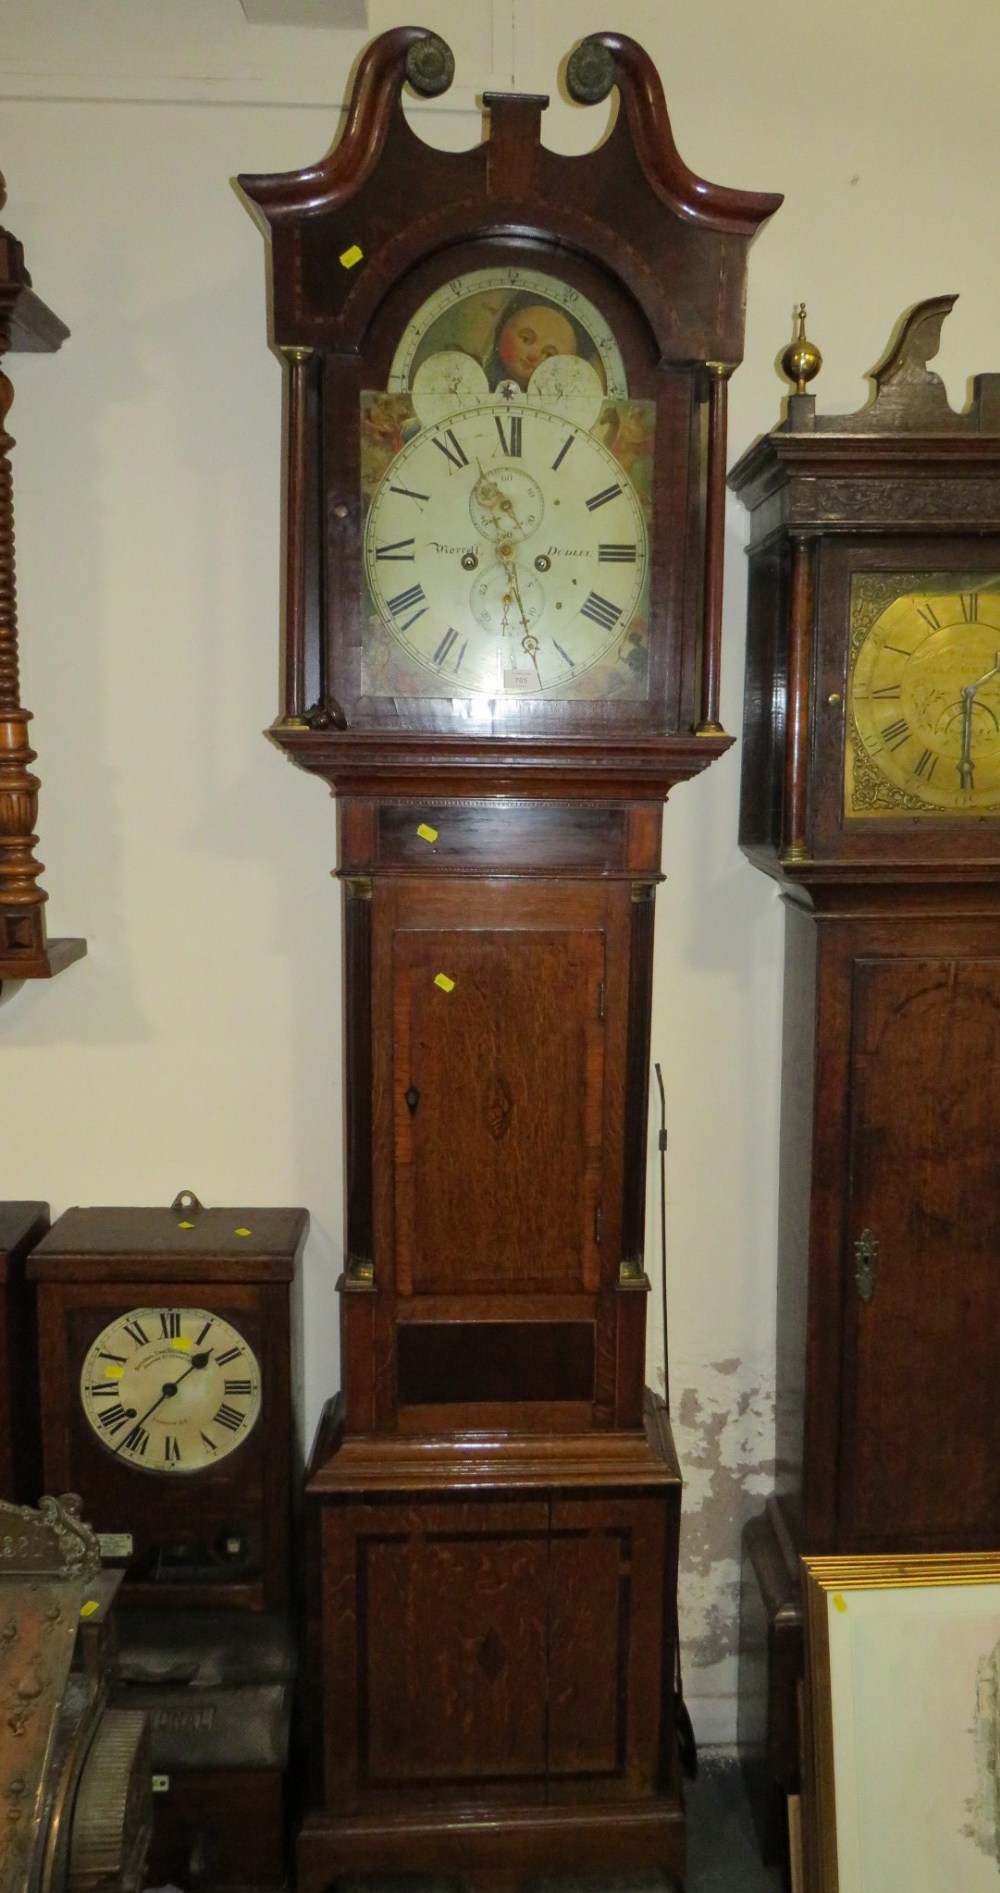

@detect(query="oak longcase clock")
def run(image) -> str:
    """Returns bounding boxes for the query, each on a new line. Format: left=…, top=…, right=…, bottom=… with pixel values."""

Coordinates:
left=731, top=297, right=1000, bottom=1855
left=239, top=28, right=779, bottom=1892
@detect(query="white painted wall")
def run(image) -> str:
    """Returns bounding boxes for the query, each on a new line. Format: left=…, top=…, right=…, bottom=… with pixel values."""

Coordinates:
left=2, top=0, right=997, bottom=1745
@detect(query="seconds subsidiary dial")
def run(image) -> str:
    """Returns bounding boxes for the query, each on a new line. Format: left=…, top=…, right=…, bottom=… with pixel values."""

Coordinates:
left=80, top=1306, right=262, bottom=1475
left=363, top=400, right=649, bottom=698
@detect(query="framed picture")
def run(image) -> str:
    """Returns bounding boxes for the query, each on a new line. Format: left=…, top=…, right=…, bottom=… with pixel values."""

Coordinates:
left=802, top=1552, right=1000, bottom=1892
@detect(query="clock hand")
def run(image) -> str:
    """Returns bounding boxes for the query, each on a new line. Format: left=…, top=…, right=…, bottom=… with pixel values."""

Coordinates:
left=502, top=555, right=544, bottom=685
left=959, top=682, right=977, bottom=790
left=113, top=1348, right=214, bottom=1452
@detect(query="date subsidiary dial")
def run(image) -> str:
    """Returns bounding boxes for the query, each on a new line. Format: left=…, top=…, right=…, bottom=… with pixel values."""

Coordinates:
left=80, top=1307, right=262, bottom=1474
left=363, top=401, right=649, bottom=697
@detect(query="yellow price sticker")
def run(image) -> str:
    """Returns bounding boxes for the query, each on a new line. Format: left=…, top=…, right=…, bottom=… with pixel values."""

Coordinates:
left=416, top=823, right=439, bottom=843
left=235, top=1227, right=252, bottom=1237
left=104, top=1366, right=124, bottom=1380
left=434, top=973, right=455, bottom=993
left=339, top=243, right=363, bottom=270
left=833, top=1593, right=849, bottom=1614
left=80, top=1599, right=100, bottom=1619
left=177, top=1220, right=194, bottom=1229
left=171, top=1336, right=192, bottom=1351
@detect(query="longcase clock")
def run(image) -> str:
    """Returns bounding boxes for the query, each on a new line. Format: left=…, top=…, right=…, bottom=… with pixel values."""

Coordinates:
left=238, top=29, right=779, bottom=1890
left=731, top=297, right=1000, bottom=1853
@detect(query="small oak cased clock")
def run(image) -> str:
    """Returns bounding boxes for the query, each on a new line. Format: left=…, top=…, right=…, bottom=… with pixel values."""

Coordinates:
left=239, top=29, right=779, bottom=1893
left=28, top=1194, right=307, bottom=1611
left=731, top=298, right=1000, bottom=1853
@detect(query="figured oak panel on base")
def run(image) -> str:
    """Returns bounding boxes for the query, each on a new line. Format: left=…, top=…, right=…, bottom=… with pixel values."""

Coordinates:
left=298, top=1392, right=684, bottom=1893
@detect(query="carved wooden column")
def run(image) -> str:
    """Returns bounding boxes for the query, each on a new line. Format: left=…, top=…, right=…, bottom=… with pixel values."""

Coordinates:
left=0, top=172, right=84, bottom=990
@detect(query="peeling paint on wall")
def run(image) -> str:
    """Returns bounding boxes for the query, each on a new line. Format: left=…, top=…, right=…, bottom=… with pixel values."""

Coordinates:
left=665, top=1356, right=776, bottom=1744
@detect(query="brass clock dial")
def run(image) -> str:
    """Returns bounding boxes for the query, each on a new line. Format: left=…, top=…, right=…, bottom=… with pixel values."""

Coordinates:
left=846, top=577, right=1000, bottom=814
left=80, top=1306, right=262, bottom=1474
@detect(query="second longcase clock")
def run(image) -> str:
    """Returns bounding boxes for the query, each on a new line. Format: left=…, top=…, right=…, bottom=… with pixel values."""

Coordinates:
left=239, top=28, right=779, bottom=1890
left=732, top=299, right=1000, bottom=1851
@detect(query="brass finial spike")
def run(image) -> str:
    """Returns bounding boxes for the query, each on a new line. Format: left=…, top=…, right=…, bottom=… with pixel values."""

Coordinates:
left=781, top=303, right=822, bottom=395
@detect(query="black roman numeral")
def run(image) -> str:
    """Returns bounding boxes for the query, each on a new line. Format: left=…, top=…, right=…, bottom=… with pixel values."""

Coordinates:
left=164, top=1436, right=181, bottom=1463
left=215, top=1347, right=242, bottom=1366
left=213, top=1403, right=246, bottom=1434
left=586, top=484, right=623, bottom=512
left=432, top=429, right=469, bottom=470
left=433, top=628, right=461, bottom=668
left=494, top=414, right=522, bottom=457
left=122, top=1423, right=149, bottom=1457
left=881, top=717, right=910, bottom=749
left=200, top=1431, right=218, bottom=1453
left=913, top=749, right=938, bottom=781
left=961, top=593, right=979, bottom=622
left=98, top=1403, right=130, bottom=1434
left=98, top=1350, right=126, bottom=1365
left=374, top=537, right=416, bottom=561
left=195, top=1320, right=214, bottom=1346
left=388, top=483, right=430, bottom=505
left=598, top=543, right=637, bottom=563
left=386, top=583, right=428, bottom=631
left=123, top=1319, right=149, bottom=1347
left=553, top=641, right=576, bottom=669
left=580, top=591, right=622, bottom=632
left=224, top=1379, right=254, bottom=1397
left=871, top=685, right=901, bottom=699
left=159, top=1310, right=181, bottom=1339
left=89, top=1381, right=120, bottom=1398
left=551, top=435, right=575, bottom=471
left=916, top=603, right=940, bottom=630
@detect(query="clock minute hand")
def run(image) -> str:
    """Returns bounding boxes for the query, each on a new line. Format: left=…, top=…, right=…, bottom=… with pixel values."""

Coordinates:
left=113, top=1348, right=214, bottom=1452
left=959, top=682, right=978, bottom=790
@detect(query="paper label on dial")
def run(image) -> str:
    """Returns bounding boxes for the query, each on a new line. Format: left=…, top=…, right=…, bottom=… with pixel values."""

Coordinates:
left=98, top=1532, right=134, bottom=1559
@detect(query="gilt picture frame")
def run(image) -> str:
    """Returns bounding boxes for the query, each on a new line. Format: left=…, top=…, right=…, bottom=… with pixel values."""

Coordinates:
left=802, top=1553, right=1000, bottom=1893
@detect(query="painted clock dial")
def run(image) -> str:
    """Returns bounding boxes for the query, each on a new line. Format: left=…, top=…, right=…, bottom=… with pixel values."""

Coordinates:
left=361, top=264, right=654, bottom=702
left=362, top=397, right=650, bottom=699
left=80, top=1305, right=262, bottom=1474
left=846, top=575, right=1000, bottom=814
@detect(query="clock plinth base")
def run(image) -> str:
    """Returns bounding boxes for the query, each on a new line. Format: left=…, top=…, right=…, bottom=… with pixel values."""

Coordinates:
left=297, top=1794, right=685, bottom=1893
left=299, top=1392, right=685, bottom=1893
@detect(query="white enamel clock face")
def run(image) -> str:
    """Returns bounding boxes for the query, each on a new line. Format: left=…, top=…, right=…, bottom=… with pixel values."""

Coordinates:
left=80, top=1307, right=262, bottom=1475
left=363, top=398, right=649, bottom=697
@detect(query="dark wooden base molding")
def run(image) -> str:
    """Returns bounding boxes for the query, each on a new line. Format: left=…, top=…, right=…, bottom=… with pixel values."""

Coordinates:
left=297, top=1796, right=685, bottom=1893
left=737, top=1500, right=803, bottom=1867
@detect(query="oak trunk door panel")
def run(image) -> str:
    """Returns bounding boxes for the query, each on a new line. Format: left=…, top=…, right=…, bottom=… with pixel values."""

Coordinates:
left=390, top=908, right=607, bottom=1298
left=840, top=956, right=1000, bottom=1544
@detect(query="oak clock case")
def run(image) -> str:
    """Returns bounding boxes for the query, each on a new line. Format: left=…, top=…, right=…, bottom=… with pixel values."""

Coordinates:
left=730, top=297, right=1000, bottom=1851
left=28, top=1200, right=307, bottom=1610
left=239, top=27, right=779, bottom=1893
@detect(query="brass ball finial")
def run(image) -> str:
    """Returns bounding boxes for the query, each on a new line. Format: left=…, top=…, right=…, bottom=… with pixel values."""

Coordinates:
left=781, top=303, right=822, bottom=395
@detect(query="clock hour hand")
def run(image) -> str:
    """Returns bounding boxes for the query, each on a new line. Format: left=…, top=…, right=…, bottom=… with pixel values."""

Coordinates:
left=114, top=1348, right=214, bottom=1451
